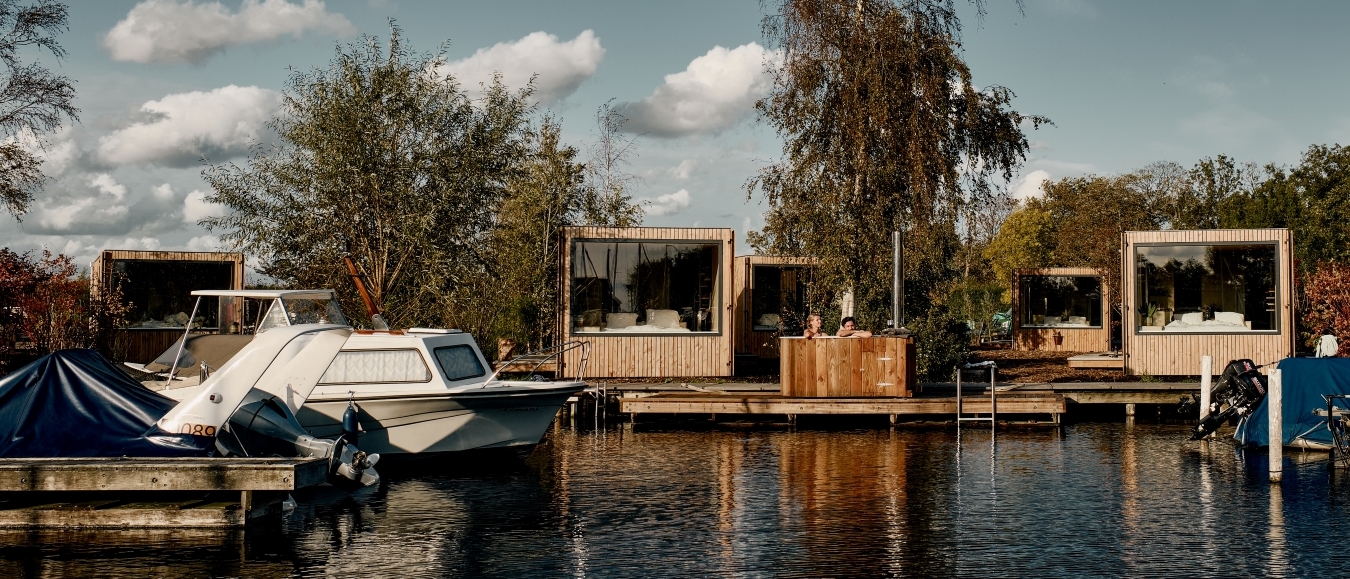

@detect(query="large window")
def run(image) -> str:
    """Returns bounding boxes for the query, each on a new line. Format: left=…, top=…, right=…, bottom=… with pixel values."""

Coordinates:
left=1134, top=243, right=1277, bottom=333
left=570, top=240, right=721, bottom=334
left=1019, top=276, right=1102, bottom=328
left=751, top=265, right=810, bottom=332
left=114, top=260, right=234, bottom=329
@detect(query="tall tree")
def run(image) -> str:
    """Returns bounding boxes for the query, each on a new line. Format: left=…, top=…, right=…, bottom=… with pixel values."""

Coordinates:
left=203, top=26, right=533, bottom=329
left=748, top=0, right=1047, bottom=332
left=0, top=0, right=77, bottom=219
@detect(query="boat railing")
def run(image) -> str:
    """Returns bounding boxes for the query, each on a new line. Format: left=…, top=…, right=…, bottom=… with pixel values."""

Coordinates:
left=484, top=340, right=591, bottom=385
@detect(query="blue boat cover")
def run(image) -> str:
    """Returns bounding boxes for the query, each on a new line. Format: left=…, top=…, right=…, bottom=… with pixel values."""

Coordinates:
left=1234, top=357, right=1350, bottom=447
left=0, top=349, right=210, bottom=458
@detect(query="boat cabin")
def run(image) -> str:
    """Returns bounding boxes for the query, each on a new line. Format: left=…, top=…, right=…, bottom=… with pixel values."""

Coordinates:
left=558, top=227, right=734, bottom=378
left=1122, top=228, right=1294, bottom=376
left=1011, top=267, right=1110, bottom=352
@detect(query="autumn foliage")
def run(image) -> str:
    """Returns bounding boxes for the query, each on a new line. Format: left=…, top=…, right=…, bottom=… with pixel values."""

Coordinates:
left=1301, top=261, right=1350, bottom=356
left=0, top=249, right=128, bottom=374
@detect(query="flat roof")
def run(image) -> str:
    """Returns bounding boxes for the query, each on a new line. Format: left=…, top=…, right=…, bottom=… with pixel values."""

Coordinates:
left=190, top=289, right=336, bottom=299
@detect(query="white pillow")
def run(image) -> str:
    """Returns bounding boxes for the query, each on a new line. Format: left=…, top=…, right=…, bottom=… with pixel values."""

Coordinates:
left=647, top=309, right=681, bottom=329
left=1181, top=312, right=1204, bottom=325
left=606, top=313, right=638, bottom=328
left=755, top=313, right=781, bottom=327
left=1068, top=316, right=1087, bottom=325
left=1214, top=311, right=1244, bottom=325
left=1043, top=316, right=1060, bottom=325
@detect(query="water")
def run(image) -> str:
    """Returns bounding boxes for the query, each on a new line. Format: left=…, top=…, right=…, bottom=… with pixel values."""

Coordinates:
left=4, top=422, right=1350, bottom=578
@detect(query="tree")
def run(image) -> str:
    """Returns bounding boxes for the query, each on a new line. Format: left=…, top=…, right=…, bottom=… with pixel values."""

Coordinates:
left=984, top=200, right=1054, bottom=302
left=203, top=26, right=534, bottom=330
left=1220, top=144, right=1350, bottom=270
left=0, top=249, right=128, bottom=375
left=748, top=0, right=1049, bottom=336
left=0, top=0, right=78, bottom=219
left=583, top=101, right=643, bottom=228
left=1302, top=261, right=1350, bottom=355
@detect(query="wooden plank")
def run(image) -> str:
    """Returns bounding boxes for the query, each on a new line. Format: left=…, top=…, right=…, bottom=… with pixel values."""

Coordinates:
left=0, top=458, right=327, bottom=492
left=620, top=394, right=1065, bottom=415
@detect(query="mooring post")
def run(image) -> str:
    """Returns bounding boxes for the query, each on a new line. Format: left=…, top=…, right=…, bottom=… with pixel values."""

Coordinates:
left=1269, top=368, right=1283, bottom=484
left=1200, top=355, right=1213, bottom=438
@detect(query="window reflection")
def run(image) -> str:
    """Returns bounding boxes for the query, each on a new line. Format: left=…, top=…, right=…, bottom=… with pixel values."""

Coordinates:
left=1019, top=276, right=1102, bottom=328
left=571, top=241, right=721, bottom=334
left=751, top=265, right=810, bottom=333
left=1134, top=244, right=1277, bottom=333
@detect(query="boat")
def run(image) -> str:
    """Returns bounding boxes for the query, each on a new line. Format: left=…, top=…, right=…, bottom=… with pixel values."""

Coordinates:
left=152, top=287, right=589, bottom=462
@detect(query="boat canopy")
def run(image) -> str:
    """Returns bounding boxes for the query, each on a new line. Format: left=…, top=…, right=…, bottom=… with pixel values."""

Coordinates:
left=1235, top=357, right=1350, bottom=447
left=191, top=289, right=336, bottom=300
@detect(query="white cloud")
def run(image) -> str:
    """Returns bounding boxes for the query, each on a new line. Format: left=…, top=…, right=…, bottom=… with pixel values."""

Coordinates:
left=152, top=183, right=176, bottom=201
left=109, top=237, right=162, bottom=251
left=434, top=30, right=604, bottom=105
left=98, top=85, right=281, bottom=166
left=639, top=189, right=692, bottom=216
left=668, top=159, right=698, bottom=180
left=616, top=43, right=779, bottom=137
left=1012, top=169, right=1049, bottom=200
left=35, top=176, right=131, bottom=231
left=186, top=234, right=223, bottom=251
left=104, top=0, right=355, bottom=64
left=89, top=174, right=127, bottom=201
left=183, top=190, right=225, bottom=223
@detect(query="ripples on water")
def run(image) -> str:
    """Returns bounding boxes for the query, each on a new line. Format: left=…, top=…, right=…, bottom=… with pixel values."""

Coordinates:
left=3, top=422, right=1350, bottom=578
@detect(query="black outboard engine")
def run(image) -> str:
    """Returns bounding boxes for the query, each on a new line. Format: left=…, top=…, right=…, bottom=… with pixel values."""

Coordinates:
left=217, top=390, right=379, bottom=487
left=1181, top=359, right=1268, bottom=440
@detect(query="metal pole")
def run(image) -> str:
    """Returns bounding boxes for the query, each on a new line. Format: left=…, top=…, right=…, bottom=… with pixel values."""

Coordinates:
left=1200, top=356, right=1213, bottom=438
left=1269, top=368, right=1283, bottom=484
left=989, top=366, right=996, bottom=438
left=892, top=230, right=901, bottom=327
left=955, top=366, right=962, bottom=420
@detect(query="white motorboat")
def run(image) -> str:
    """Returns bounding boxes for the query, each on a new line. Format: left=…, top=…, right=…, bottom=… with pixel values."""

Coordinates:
left=154, top=288, right=589, bottom=461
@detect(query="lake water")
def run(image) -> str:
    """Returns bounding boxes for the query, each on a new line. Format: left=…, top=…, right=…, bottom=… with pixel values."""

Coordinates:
left=3, top=421, right=1350, bottom=578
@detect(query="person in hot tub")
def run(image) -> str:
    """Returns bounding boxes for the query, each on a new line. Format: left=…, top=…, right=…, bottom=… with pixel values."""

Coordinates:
left=803, top=314, right=825, bottom=339
left=836, top=316, right=873, bottom=338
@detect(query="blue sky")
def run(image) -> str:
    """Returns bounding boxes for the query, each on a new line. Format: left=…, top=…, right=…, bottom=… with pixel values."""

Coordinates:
left=4, top=0, right=1350, bottom=267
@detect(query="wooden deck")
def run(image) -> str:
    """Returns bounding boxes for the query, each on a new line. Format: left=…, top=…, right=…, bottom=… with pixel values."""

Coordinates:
left=0, top=457, right=327, bottom=528
left=619, top=391, right=1067, bottom=419
left=1067, top=352, right=1126, bottom=369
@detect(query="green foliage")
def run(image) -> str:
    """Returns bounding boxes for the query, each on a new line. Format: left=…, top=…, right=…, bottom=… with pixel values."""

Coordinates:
left=984, top=203, right=1054, bottom=301
left=1220, top=145, right=1350, bottom=270
left=748, top=0, right=1048, bottom=334
left=909, top=306, right=970, bottom=381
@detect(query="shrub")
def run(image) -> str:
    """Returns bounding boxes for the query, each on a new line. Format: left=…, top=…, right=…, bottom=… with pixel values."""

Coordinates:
left=910, top=306, right=970, bottom=381
left=0, top=249, right=128, bottom=375
left=1302, top=261, right=1350, bottom=356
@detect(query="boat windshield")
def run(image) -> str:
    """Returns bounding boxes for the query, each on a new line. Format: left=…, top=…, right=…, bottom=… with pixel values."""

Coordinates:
left=282, top=297, right=347, bottom=326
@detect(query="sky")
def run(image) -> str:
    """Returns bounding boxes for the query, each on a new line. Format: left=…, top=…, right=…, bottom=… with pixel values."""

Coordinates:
left=4, top=0, right=1350, bottom=268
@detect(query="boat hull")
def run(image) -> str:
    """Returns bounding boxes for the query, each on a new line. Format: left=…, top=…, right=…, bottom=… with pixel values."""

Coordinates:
left=296, top=382, right=585, bottom=457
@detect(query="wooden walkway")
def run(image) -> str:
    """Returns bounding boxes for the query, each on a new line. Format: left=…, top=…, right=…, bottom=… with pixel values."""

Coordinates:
left=0, top=457, right=327, bottom=528
left=620, top=391, right=1067, bottom=421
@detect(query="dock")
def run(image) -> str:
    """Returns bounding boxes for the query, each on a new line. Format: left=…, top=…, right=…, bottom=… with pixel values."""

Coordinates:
left=0, top=457, right=327, bottom=528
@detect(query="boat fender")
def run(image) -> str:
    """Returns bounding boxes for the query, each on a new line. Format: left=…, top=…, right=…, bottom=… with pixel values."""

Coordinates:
left=342, top=393, right=360, bottom=445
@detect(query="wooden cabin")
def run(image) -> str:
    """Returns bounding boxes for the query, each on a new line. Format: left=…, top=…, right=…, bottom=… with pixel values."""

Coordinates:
left=1121, top=229, right=1294, bottom=376
left=558, top=227, right=735, bottom=379
left=1011, top=267, right=1110, bottom=352
left=90, top=250, right=245, bottom=363
left=733, top=256, right=815, bottom=361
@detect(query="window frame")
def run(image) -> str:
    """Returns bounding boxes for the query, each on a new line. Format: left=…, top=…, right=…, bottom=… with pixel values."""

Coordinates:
left=1017, top=274, right=1104, bottom=329
left=318, top=348, right=434, bottom=385
left=750, top=263, right=811, bottom=333
left=568, top=237, right=725, bottom=337
left=433, top=345, right=488, bottom=382
left=1132, top=241, right=1282, bottom=336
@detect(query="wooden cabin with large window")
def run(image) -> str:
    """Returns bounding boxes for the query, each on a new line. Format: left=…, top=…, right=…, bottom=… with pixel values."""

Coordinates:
left=90, top=250, right=245, bottom=363
left=558, top=227, right=734, bottom=378
left=1012, top=267, right=1110, bottom=352
left=733, top=256, right=815, bottom=362
left=1122, top=229, right=1294, bottom=376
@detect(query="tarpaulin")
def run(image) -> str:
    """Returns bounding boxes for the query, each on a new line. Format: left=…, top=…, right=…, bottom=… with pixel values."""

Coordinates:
left=0, top=349, right=210, bottom=458
left=1234, top=357, right=1350, bottom=447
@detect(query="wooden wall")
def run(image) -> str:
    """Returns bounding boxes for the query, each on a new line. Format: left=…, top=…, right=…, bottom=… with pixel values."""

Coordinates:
left=91, top=250, right=245, bottom=364
left=1012, top=267, right=1111, bottom=353
left=1121, top=229, right=1294, bottom=376
left=780, top=337, right=915, bottom=397
left=558, top=227, right=735, bottom=378
left=733, top=256, right=816, bottom=359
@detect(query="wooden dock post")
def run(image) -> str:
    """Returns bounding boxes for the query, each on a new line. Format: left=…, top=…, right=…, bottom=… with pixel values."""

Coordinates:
left=1269, top=368, right=1283, bottom=484
left=1200, top=356, right=1213, bottom=438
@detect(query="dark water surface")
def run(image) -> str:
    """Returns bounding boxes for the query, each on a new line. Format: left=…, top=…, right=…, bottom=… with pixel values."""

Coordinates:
left=3, top=422, right=1349, bottom=578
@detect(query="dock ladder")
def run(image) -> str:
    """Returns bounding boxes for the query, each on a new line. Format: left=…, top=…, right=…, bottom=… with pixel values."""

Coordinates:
left=956, top=361, right=997, bottom=434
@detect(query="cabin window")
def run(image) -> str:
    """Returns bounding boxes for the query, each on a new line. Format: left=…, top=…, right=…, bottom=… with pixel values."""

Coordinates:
left=319, top=349, right=431, bottom=384
left=570, top=240, right=722, bottom=334
left=1134, top=243, right=1278, bottom=333
left=434, top=345, right=486, bottom=382
left=1019, top=276, right=1103, bottom=328
left=751, top=265, right=810, bottom=332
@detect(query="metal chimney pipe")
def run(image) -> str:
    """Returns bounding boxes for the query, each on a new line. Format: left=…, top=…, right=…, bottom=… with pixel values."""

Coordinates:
left=892, top=230, right=902, bottom=327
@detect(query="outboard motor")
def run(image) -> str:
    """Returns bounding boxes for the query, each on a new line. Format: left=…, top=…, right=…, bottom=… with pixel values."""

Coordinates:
left=217, top=390, right=380, bottom=487
left=1180, top=359, right=1268, bottom=440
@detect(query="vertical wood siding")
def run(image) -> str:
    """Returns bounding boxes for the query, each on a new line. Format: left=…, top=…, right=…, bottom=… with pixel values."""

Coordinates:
left=1012, top=267, right=1111, bottom=352
left=558, top=227, right=735, bottom=378
left=779, top=337, right=915, bottom=397
left=1122, top=229, right=1294, bottom=376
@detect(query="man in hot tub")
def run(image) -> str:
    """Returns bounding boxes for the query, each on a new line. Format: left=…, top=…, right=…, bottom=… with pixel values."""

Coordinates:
left=836, top=316, right=873, bottom=338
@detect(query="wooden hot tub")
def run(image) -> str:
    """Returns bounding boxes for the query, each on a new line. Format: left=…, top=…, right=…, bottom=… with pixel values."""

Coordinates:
left=779, top=336, right=917, bottom=397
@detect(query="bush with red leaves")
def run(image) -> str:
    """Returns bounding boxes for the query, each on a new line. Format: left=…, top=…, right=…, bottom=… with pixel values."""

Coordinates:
left=1302, top=261, right=1350, bottom=356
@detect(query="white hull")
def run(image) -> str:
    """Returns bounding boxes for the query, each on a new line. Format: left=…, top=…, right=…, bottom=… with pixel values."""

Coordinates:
left=298, top=382, right=584, bottom=457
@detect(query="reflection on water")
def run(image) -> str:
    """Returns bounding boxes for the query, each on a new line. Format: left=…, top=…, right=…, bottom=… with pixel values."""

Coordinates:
left=3, top=423, right=1349, bottom=578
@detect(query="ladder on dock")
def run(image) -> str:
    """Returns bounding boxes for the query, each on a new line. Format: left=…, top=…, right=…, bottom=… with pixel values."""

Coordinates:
left=956, top=361, right=997, bottom=432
